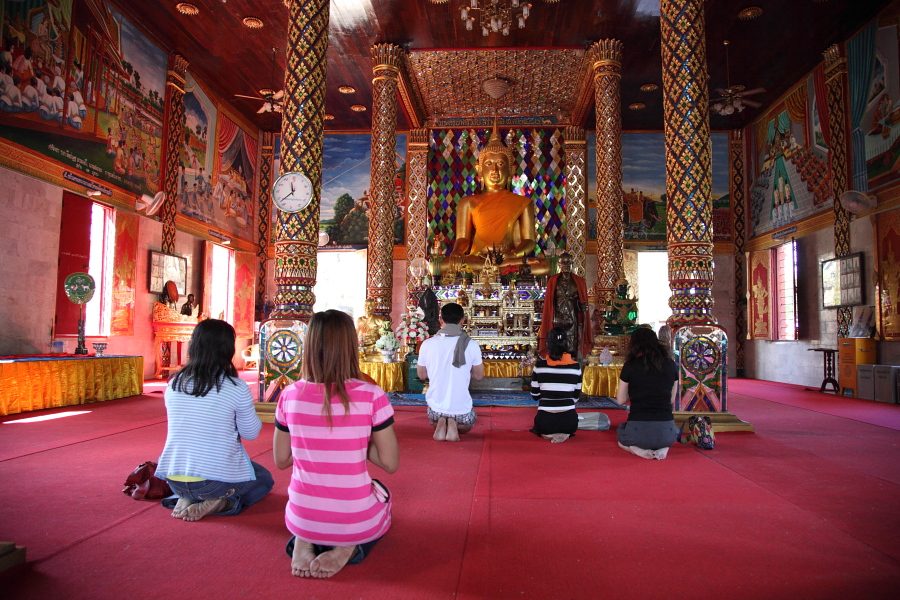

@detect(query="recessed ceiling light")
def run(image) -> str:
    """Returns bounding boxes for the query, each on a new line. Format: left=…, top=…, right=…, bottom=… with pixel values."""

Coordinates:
left=628, top=103, right=646, bottom=111
left=324, top=113, right=335, bottom=120
left=338, top=85, right=356, bottom=94
left=242, top=16, right=264, bottom=29
left=639, top=83, right=658, bottom=92
left=738, top=6, right=763, bottom=20
left=350, top=105, right=367, bottom=112
left=176, top=2, right=199, bottom=15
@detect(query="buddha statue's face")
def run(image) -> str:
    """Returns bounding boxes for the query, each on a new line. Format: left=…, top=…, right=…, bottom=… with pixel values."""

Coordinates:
left=477, top=151, right=511, bottom=193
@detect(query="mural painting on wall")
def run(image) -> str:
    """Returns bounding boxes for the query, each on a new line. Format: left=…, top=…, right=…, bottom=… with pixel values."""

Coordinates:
left=212, top=113, right=257, bottom=241
left=271, top=134, right=407, bottom=249
left=0, top=1, right=165, bottom=198
left=864, top=24, right=900, bottom=190
left=747, top=77, right=833, bottom=238
left=176, top=72, right=217, bottom=227
left=586, top=133, right=731, bottom=242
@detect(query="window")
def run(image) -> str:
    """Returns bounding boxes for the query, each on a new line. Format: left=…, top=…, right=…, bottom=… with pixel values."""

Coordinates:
left=773, top=240, right=798, bottom=340
left=55, top=193, right=115, bottom=337
left=84, top=203, right=115, bottom=336
left=209, top=243, right=234, bottom=322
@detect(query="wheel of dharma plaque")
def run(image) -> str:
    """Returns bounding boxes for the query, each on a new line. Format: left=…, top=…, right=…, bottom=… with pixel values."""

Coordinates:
left=267, top=330, right=301, bottom=369
left=681, top=336, right=720, bottom=377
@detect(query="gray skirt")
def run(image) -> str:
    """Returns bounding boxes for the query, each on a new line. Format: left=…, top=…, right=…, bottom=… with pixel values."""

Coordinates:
left=617, top=420, right=679, bottom=450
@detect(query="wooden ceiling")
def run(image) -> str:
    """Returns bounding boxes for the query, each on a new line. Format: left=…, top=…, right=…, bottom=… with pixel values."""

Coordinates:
left=114, top=0, right=892, bottom=133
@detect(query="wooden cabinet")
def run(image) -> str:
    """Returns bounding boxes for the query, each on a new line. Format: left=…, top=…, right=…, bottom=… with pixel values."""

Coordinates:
left=837, top=338, right=876, bottom=396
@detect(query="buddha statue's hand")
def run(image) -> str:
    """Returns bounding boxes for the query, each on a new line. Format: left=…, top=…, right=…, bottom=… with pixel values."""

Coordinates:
left=450, top=238, right=471, bottom=256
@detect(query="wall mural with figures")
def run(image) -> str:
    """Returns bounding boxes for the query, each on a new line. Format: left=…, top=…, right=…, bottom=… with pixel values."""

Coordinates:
left=587, top=132, right=730, bottom=242
left=864, top=23, right=900, bottom=190
left=747, top=76, right=833, bottom=238
left=0, top=0, right=166, bottom=199
left=177, top=72, right=217, bottom=226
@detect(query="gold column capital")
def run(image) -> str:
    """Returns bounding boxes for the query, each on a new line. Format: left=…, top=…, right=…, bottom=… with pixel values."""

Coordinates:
left=823, top=44, right=847, bottom=81
left=372, top=43, right=404, bottom=73
left=408, top=128, right=430, bottom=148
left=565, top=126, right=586, bottom=145
left=588, top=39, right=623, bottom=73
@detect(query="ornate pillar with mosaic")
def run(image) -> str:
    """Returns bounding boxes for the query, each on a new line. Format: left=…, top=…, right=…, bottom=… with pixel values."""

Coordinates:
left=256, top=132, right=275, bottom=321
left=366, top=43, right=403, bottom=319
left=564, top=126, right=588, bottom=278
left=730, top=129, right=747, bottom=378
left=160, top=54, right=188, bottom=256
left=585, top=40, right=633, bottom=361
left=257, top=0, right=330, bottom=415
left=660, top=0, right=749, bottom=431
left=405, top=128, right=431, bottom=307
left=823, top=44, right=853, bottom=338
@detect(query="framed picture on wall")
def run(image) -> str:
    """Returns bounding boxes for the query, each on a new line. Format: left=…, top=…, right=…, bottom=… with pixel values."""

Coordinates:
left=149, top=251, right=188, bottom=295
left=821, top=252, right=864, bottom=309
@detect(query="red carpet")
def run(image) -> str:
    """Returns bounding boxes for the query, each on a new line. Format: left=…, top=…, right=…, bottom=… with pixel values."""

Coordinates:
left=1, top=379, right=899, bottom=599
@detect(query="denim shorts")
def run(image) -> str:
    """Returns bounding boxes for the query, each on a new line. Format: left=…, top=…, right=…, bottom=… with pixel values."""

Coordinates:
left=164, top=460, right=274, bottom=516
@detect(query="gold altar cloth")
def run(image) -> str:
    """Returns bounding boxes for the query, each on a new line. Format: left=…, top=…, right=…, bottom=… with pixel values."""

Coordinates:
left=0, top=356, right=144, bottom=416
left=482, top=360, right=531, bottom=378
left=582, top=365, right=622, bottom=397
left=360, top=361, right=407, bottom=392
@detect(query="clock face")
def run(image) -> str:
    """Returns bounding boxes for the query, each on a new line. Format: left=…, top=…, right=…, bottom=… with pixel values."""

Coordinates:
left=273, top=172, right=313, bottom=213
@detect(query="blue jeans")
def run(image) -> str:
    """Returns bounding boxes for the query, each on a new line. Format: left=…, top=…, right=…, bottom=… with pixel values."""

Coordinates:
left=165, top=461, right=274, bottom=516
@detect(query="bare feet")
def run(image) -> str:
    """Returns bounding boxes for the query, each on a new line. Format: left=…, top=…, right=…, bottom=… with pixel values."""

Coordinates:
left=445, top=418, right=460, bottom=442
left=291, top=539, right=318, bottom=578
left=617, top=441, right=656, bottom=460
left=433, top=417, right=447, bottom=441
left=542, top=433, right=571, bottom=444
left=171, top=497, right=194, bottom=518
left=653, top=447, right=669, bottom=460
left=182, top=497, right=230, bottom=521
left=310, top=545, right=357, bottom=578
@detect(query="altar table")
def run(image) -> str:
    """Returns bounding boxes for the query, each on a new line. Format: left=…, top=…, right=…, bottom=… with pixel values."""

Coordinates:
left=0, top=355, right=144, bottom=416
left=360, top=361, right=407, bottom=392
left=582, top=365, right=622, bottom=397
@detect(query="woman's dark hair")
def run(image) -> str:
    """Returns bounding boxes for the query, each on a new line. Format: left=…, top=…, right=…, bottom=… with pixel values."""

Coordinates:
left=171, top=319, right=238, bottom=397
left=301, top=309, right=362, bottom=426
left=624, top=326, right=669, bottom=373
left=546, top=326, right=570, bottom=361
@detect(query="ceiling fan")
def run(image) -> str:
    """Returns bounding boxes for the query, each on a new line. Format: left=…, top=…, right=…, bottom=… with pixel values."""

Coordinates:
left=710, top=40, right=765, bottom=116
left=234, top=48, right=284, bottom=114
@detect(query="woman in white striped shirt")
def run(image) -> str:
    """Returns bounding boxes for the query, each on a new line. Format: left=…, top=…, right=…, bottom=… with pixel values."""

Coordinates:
left=530, top=326, right=583, bottom=443
left=156, top=319, right=274, bottom=521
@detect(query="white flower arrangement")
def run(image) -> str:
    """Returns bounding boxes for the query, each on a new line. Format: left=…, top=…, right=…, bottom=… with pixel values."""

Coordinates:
left=375, top=320, right=400, bottom=352
left=394, top=308, right=429, bottom=348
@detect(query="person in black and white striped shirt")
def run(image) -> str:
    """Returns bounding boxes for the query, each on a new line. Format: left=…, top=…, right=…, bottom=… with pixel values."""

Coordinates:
left=529, top=326, right=583, bottom=443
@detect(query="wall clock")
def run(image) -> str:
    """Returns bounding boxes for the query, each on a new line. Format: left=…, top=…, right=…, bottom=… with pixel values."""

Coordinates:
left=273, top=172, right=313, bottom=213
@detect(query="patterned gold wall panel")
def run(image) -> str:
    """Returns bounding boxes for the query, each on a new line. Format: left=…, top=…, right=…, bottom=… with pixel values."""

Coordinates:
left=564, top=127, right=587, bottom=277
left=406, top=129, right=430, bottom=303
left=256, top=133, right=273, bottom=319
left=875, top=208, right=900, bottom=341
left=161, top=55, right=188, bottom=256
left=731, top=130, right=747, bottom=371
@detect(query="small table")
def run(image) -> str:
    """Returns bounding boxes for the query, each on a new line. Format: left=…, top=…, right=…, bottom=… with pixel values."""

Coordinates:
left=807, top=348, right=839, bottom=393
left=152, top=321, right=197, bottom=379
left=582, top=365, right=623, bottom=397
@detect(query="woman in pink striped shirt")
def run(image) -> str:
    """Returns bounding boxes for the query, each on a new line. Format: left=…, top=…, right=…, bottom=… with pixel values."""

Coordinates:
left=274, top=309, right=399, bottom=579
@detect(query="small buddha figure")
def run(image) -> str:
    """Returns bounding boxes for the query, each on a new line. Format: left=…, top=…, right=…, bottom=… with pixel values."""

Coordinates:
left=456, top=285, right=469, bottom=308
left=503, top=281, right=517, bottom=308
left=539, top=253, right=592, bottom=359
left=356, top=298, right=390, bottom=362
left=451, top=122, right=536, bottom=265
left=604, top=276, right=639, bottom=335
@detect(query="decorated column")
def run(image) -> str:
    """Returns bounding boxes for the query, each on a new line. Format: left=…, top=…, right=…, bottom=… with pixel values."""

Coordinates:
left=259, top=0, right=330, bottom=406
left=367, top=44, right=403, bottom=317
left=160, top=54, right=188, bottom=255
left=564, top=126, right=588, bottom=277
left=823, top=44, right=853, bottom=338
left=730, top=129, right=747, bottom=377
left=587, top=40, right=624, bottom=315
left=256, top=132, right=274, bottom=319
left=405, top=128, right=430, bottom=305
left=661, top=0, right=748, bottom=429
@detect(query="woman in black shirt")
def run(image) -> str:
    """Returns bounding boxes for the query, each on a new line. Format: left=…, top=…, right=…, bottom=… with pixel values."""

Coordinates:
left=613, top=327, right=679, bottom=459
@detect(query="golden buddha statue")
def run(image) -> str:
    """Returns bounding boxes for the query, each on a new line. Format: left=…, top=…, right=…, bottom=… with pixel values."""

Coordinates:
left=356, top=298, right=390, bottom=362
left=451, top=123, right=536, bottom=265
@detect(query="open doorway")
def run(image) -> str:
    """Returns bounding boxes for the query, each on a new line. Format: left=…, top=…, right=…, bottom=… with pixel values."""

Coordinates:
left=313, top=250, right=367, bottom=320
left=637, top=251, right=671, bottom=331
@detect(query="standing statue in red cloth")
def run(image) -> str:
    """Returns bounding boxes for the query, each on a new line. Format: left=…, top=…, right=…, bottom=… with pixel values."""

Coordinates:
left=539, top=253, right=592, bottom=359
